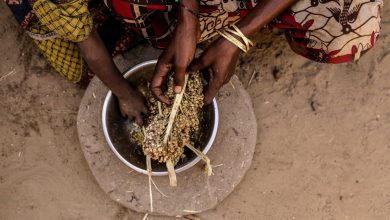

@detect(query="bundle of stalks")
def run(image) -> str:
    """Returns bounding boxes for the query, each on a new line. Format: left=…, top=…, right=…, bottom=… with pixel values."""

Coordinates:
left=130, top=72, right=213, bottom=188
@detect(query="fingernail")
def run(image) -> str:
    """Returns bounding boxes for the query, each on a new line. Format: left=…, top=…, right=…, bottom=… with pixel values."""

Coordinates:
left=175, top=86, right=182, bottom=93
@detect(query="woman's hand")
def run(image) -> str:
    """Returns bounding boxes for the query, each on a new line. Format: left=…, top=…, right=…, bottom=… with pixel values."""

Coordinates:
left=150, top=1, right=200, bottom=104
left=78, top=30, right=147, bottom=125
left=189, top=0, right=296, bottom=104
left=189, top=37, right=241, bottom=104
left=117, top=87, right=148, bottom=126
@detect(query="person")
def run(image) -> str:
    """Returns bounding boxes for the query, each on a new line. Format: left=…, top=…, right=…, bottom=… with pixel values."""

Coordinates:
left=5, top=0, right=383, bottom=124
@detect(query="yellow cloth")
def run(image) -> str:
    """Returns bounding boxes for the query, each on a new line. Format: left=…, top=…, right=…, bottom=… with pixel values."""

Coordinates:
left=33, top=36, right=84, bottom=82
left=30, top=0, right=93, bottom=82
left=33, top=0, right=92, bottom=42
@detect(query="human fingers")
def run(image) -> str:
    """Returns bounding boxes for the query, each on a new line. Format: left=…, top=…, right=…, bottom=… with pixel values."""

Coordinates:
left=119, top=108, right=126, bottom=118
left=141, top=105, right=148, bottom=115
left=203, top=68, right=224, bottom=104
left=134, top=93, right=148, bottom=115
left=174, top=64, right=187, bottom=94
left=150, top=60, right=172, bottom=105
left=134, top=113, right=144, bottom=126
left=188, top=56, right=211, bottom=73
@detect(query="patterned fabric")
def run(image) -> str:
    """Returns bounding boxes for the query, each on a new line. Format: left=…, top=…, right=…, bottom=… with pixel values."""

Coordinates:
left=5, top=0, right=384, bottom=84
left=105, top=0, right=383, bottom=63
left=4, top=0, right=135, bottom=83
left=33, top=33, right=85, bottom=82
left=29, top=0, right=93, bottom=82
left=32, top=0, right=93, bottom=42
left=103, top=0, right=242, bottom=48
left=272, top=0, right=383, bottom=63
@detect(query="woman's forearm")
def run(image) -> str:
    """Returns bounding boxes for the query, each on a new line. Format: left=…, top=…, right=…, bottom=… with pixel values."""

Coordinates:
left=178, top=0, right=199, bottom=24
left=77, top=30, right=132, bottom=98
left=236, top=0, right=296, bottom=37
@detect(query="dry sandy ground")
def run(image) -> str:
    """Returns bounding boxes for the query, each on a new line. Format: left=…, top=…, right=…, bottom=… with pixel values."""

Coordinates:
left=1, top=2, right=390, bottom=220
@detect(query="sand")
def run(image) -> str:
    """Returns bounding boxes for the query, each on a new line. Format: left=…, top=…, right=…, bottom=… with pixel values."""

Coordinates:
left=1, top=2, right=390, bottom=220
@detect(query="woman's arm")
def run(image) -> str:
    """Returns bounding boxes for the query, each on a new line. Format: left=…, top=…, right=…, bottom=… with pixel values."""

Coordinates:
left=5, top=0, right=147, bottom=123
left=189, top=0, right=296, bottom=104
left=150, top=0, right=200, bottom=104
left=78, top=30, right=147, bottom=125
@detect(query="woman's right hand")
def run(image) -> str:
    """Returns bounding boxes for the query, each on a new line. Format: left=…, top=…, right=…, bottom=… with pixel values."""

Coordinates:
left=150, top=0, right=200, bottom=104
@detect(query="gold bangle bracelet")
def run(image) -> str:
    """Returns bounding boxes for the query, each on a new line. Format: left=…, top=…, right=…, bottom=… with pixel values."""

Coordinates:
left=217, top=29, right=249, bottom=53
left=224, top=29, right=251, bottom=52
left=230, top=24, right=254, bottom=47
left=216, top=24, right=254, bottom=53
left=225, top=28, right=252, bottom=51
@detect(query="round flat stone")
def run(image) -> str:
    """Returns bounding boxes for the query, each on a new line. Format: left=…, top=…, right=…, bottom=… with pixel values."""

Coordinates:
left=77, top=56, right=257, bottom=217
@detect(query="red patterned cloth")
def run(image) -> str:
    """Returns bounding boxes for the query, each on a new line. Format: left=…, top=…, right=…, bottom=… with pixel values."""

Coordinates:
left=5, top=0, right=384, bottom=85
left=105, top=0, right=383, bottom=63
left=272, top=0, right=383, bottom=63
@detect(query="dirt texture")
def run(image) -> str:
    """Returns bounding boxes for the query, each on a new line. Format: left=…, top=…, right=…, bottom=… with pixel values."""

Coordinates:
left=1, top=2, right=390, bottom=220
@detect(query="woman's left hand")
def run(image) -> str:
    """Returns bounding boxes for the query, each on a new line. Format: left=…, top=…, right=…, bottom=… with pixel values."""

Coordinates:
left=189, top=37, right=241, bottom=104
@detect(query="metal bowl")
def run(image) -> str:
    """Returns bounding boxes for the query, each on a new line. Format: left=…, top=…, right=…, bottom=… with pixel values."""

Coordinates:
left=102, top=60, right=219, bottom=176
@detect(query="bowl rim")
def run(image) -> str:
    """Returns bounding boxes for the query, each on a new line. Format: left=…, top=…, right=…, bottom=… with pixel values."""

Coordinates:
left=102, top=60, right=219, bottom=176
